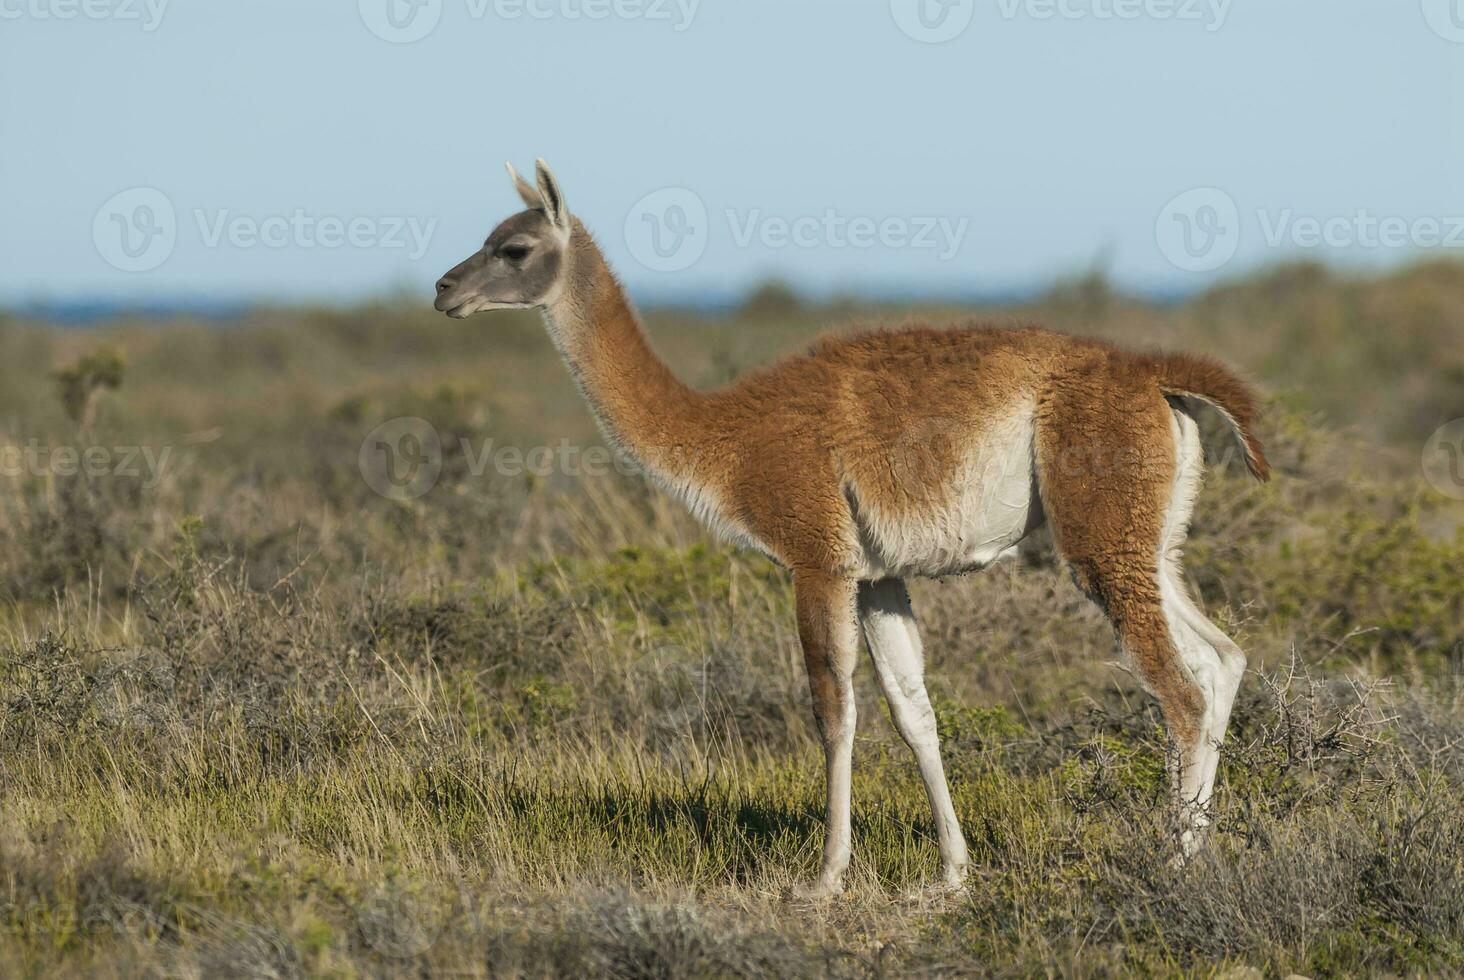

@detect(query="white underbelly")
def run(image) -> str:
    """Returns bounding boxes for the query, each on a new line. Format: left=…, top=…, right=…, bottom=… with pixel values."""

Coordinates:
left=851, top=408, right=1040, bottom=579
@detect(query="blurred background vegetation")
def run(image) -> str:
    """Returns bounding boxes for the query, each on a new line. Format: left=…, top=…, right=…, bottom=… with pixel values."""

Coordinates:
left=1, top=260, right=1462, bottom=977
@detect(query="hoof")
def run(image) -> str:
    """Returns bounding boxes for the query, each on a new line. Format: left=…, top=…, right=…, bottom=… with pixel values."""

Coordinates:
left=940, top=865, right=969, bottom=893
left=1170, top=828, right=1205, bottom=870
left=787, top=879, right=845, bottom=902
left=903, top=871, right=968, bottom=903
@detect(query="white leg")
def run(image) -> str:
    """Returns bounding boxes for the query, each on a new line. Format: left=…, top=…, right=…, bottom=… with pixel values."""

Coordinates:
left=794, top=572, right=859, bottom=897
left=1161, top=561, right=1245, bottom=854
left=1157, top=405, right=1247, bottom=856
left=1170, top=573, right=1246, bottom=807
left=858, top=578, right=969, bottom=888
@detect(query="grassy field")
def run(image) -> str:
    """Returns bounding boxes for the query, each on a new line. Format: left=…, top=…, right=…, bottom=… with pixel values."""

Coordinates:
left=2, top=260, right=1463, bottom=977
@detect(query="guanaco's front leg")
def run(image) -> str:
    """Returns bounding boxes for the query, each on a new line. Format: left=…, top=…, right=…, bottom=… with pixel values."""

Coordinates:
left=793, top=570, right=860, bottom=897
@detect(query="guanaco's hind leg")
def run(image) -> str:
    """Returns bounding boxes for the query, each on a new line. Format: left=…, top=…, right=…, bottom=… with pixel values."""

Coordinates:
left=1158, top=405, right=1247, bottom=840
left=858, top=578, right=969, bottom=889
left=1037, top=386, right=1244, bottom=855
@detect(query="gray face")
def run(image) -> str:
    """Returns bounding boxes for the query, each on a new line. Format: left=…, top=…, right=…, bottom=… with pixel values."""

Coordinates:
left=434, top=209, right=566, bottom=318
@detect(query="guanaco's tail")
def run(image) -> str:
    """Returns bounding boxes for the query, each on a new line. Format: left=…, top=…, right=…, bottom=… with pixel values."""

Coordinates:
left=1153, top=353, right=1271, bottom=482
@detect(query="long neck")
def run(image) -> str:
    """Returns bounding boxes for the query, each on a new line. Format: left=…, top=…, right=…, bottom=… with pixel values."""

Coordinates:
left=541, top=226, right=706, bottom=482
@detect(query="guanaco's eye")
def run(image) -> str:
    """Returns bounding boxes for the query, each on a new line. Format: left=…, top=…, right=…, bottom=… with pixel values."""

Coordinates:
left=500, top=243, right=531, bottom=262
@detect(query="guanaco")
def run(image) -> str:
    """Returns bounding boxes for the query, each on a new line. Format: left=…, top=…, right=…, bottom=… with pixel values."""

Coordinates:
left=434, top=160, right=1269, bottom=897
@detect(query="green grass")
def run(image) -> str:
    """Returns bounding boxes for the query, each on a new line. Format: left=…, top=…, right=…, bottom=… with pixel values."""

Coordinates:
left=2, top=261, right=1464, bottom=976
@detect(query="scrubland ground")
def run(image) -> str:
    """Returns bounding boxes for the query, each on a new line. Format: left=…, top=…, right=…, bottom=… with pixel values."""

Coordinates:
left=2, top=261, right=1463, bottom=978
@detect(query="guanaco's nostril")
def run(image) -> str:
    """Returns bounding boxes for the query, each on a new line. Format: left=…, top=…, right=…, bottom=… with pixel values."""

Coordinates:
left=435, top=277, right=454, bottom=294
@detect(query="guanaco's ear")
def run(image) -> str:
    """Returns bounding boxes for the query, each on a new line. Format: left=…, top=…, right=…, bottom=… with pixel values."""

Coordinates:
left=534, top=158, right=569, bottom=234
left=505, top=161, right=543, bottom=210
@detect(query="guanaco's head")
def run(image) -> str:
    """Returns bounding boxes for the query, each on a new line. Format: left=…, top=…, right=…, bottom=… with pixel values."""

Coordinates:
left=434, top=159, right=572, bottom=318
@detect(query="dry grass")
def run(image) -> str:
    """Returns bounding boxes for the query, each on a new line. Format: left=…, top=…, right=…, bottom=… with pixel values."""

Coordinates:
left=1, top=261, right=1463, bottom=977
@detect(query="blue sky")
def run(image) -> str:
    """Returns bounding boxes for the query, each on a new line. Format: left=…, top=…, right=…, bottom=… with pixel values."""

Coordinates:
left=2, top=0, right=1461, bottom=305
